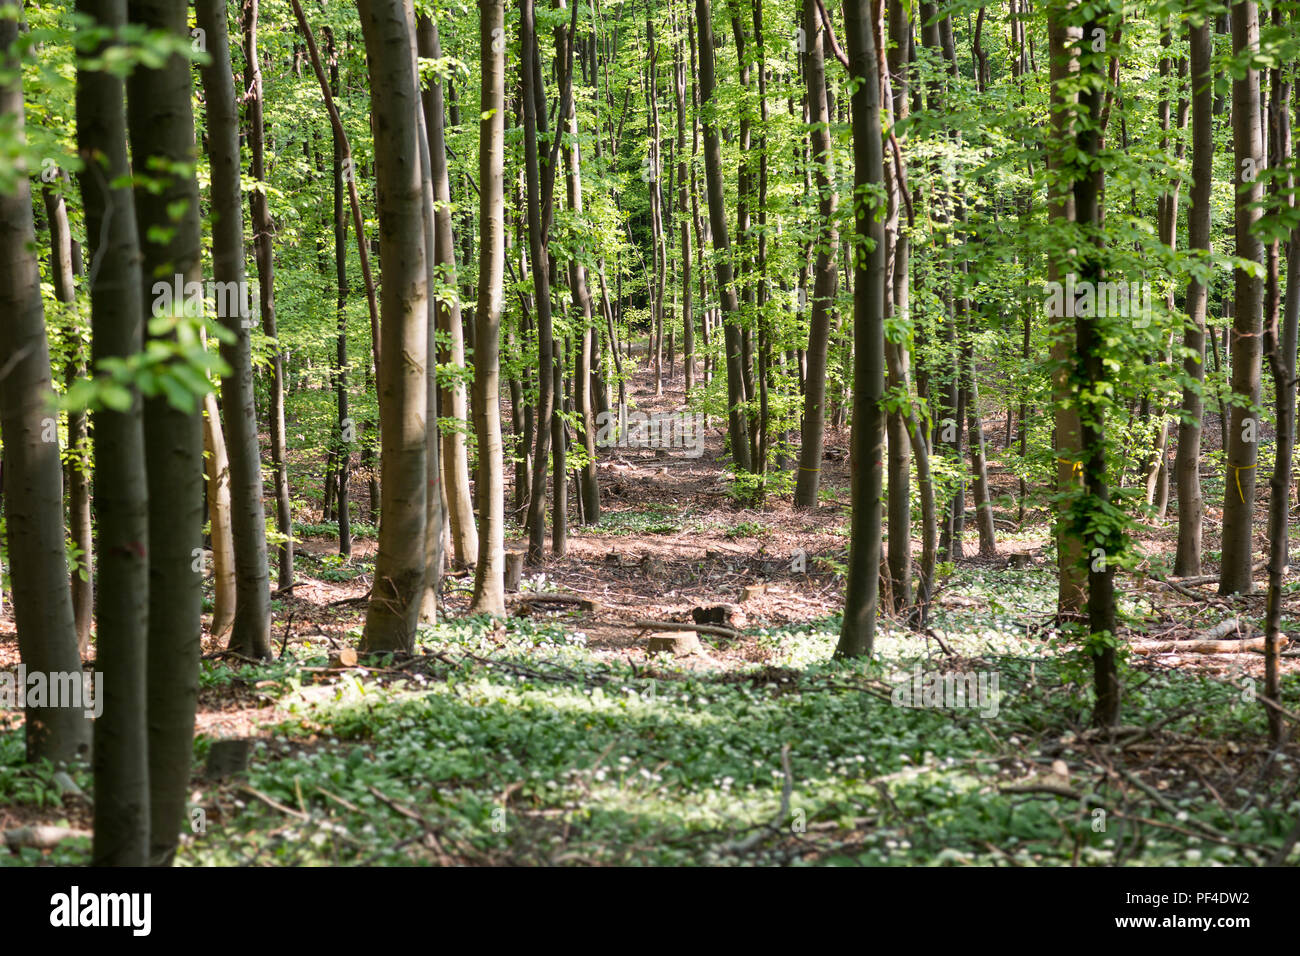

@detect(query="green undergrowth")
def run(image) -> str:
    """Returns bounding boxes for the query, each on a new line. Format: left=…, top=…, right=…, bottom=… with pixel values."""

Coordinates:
left=4, top=567, right=1296, bottom=866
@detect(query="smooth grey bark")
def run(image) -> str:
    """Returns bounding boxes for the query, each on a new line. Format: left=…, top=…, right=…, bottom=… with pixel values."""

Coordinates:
left=78, top=0, right=149, bottom=864
left=418, top=16, right=477, bottom=570
left=243, top=0, right=293, bottom=591
left=41, top=184, right=93, bottom=654
left=696, top=0, right=752, bottom=473
left=520, top=0, right=556, bottom=564
left=1260, top=15, right=1294, bottom=745
left=126, top=0, right=205, bottom=864
left=325, top=24, right=352, bottom=558
left=1219, top=0, right=1265, bottom=596
left=835, top=0, right=886, bottom=659
left=197, top=0, right=272, bottom=659
left=357, top=0, right=430, bottom=651
left=564, top=51, right=600, bottom=525
left=415, top=16, right=446, bottom=626
left=469, top=0, right=507, bottom=615
left=794, top=0, right=838, bottom=509
left=0, top=6, right=90, bottom=766
left=1173, top=18, right=1212, bottom=576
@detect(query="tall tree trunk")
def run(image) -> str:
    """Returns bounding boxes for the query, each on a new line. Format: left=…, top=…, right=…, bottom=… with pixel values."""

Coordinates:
left=469, top=0, right=507, bottom=615
left=563, top=13, right=600, bottom=524
left=1071, top=9, right=1120, bottom=728
left=126, top=0, right=205, bottom=864
left=966, top=356, right=998, bottom=556
left=674, top=35, right=694, bottom=396
left=357, top=0, right=430, bottom=650
left=520, top=0, right=556, bottom=564
left=290, top=0, right=384, bottom=536
left=244, top=0, right=293, bottom=590
left=78, top=0, right=149, bottom=863
left=1219, top=0, right=1265, bottom=597
left=1260, top=16, right=1295, bottom=745
left=835, top=0, right=886, bottom=659
left=41, top=185, right=93, bottom=654
left=417, top=16, right=478, bottom=571
left=794, top=0, right=838, bottom=509
left=202, top=392, right=236, bottom=640
left=324, top=25, right=353, bottom=559
left=1047, top=7, right=1086, bottom=618
left=884, top=0, right=914, bottom=609
left=198, top=0, right=272, bottom=659
left=1174, top=18, right=1213, bottom=576
left=0, top=4, right=90, bottom=766
left=647, top=28, right=665, bottom=398
left=415, top=27, right=445, bottom=626
left=696, top=0, right=752, bottom=473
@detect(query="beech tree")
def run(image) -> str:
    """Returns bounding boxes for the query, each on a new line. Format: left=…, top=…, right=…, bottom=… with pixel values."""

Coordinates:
left=125, top=0, right=205, bottom=865
left=469, top=0, right=507, bottom=616
left=0, top=2, right=89, bottom=765
left=357, top=0, right=430, bottom=652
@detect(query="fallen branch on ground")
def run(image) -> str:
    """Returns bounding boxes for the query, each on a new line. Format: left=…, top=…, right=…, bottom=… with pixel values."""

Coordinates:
left=630, top=619, right=744, bottom=640
left=1133, top=635, right=1284, bottom=655
left=3, top=825, right=91, bottom=850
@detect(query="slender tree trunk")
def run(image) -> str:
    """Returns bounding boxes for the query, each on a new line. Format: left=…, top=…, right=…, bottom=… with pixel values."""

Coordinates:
left=469, top=0, right=507, bottom=615
left=357, top=0, right=430, bottom=651
left=1071, top=9, right=1120, bottom=728
left=42, top=185, right=93, bottom=654
left=835, top=0, right=886, bottom=659
left=1173, top=20, right=1213, bottom=575
left=126, top=0, right=205, bottom=864
left=1260, top=18, right=1294, bottom=745
left=966, top=357, right=997, bottom=556
left=0, top=4, right=91, bottom=766
left=884, top=0, right=913, bottom=609
left=321, top=26, right=353, bottom=558
left=415, top=32, right=445, bottom=626
left=674, top=36, right=694, bottom=396
left=794, top=0, right=838, bottom=509
left=520, top=0, right=556, bottom=564
left=696, top=0, right=752, bottom=473
left=1047, top=8, right=1086, bottom=618
left=563, top=21, right=600, bottom=524
left=416, top=18, right=477, bottom=571
left=198, top=0, right=273, bottom=659
left=244, top=0, right=293, bottom=590
left=1219, top=0, right=1265, bottom=596
left=202, top=392, right=236, bottom=639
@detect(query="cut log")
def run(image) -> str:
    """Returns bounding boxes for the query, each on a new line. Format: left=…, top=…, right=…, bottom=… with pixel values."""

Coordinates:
left=633, top=619, right=742, bottom=640
left=1198, top=618, right=1250, bottom=641
left=741, top=584, right=767, bottom=602
left=647, top=630, right=702, bottom=656
left=328, top=648, right=360, bottom=668
left=1132, top=635, right=1285, bottom=655
left=3, top=826, right=92, bottom=850
left=509, top=592, right=604, bottom=614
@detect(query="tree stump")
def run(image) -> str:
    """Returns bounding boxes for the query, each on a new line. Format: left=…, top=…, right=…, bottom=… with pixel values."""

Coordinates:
left=692, top=604, right=741, bottom=626
left=504, top=550, right=526, bottom=591
left=647, top=630, right=702, bottom=657
left=206, top=738, right=252, bottom=779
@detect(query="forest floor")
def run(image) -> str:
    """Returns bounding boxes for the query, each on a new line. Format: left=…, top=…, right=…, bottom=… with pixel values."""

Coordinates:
left=3, top=364, right=1300, bottom=865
